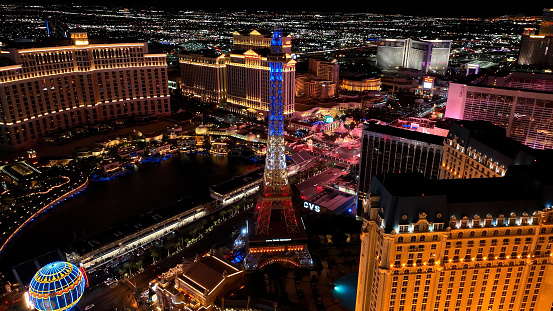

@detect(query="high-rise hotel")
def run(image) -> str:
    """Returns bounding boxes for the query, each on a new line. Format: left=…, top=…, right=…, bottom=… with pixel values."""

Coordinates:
left=439, top=120, right=536, bottom=179
left=356, top=121, right=444, bottom=218
left=445, top=71, right=553, bottom=150
left=355, top=162, right=553, bottom=311
left=0, top=30, right=170, bottom=150
left=179, top=29, right=295, bottom=118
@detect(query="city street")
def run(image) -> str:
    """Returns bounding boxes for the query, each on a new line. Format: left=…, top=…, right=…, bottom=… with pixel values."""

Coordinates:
left=76, top=209, right=252, bottom=310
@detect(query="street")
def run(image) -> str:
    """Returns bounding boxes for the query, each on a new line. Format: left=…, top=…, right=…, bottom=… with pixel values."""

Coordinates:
left=76, top=208, right=252, bottom=310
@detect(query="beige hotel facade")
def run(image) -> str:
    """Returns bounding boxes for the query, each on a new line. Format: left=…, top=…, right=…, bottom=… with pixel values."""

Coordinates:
left=356, top=169, right=553, bottom=311
left=179, top=29, right=295, bottom=119
left=0, top=30, right=170, bottom=150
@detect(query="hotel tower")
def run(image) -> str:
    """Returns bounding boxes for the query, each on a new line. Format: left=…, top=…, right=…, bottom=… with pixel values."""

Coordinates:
left=180, top=29, right=295, bottom=119
left=0, top=30, right=170, bottom=150
left=355, top=164, right=553, bottom=311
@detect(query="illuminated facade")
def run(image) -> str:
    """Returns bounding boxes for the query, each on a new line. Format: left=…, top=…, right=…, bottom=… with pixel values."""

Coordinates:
left=0, top=30, right=170, bottom=150
left=179, top=52, right=226, bottom=103
left=308, top=58, right=339, bottom=84
left=376, top=38, right=451, bottom=73
left=341, top=77, right=381, bottom=92
left=224, top=42, right=295, bottom=118
left=244, top=29, right=310, bottom=270
left=28, top=261, right=87, bottom=311
left=151, top=255, right=245, bottom=311
left=356, top=169, right=553, bottom=311
left=439, top=121, right=536, bottom=180
left=539, top=8, right=553, bottom=36
left=445, top=72, right=553, bottom=150
left=356, top=122, right=443, bottom=218
left=300, top=58, right=339, bottom=97
left=296, top=75, right=336, bottom=99
left=518, top=35, right=553, bottom=67
left=519, top=8, right=553, bottom=66
left=179, top=29, right=295, bottom=118
left=232, top=29, right=292, bottom=55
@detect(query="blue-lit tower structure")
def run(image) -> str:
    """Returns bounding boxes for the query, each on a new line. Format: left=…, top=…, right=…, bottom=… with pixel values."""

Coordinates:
left=245, top=28, right=312, bottom=270
left=27, top=261, right=87, bottom=311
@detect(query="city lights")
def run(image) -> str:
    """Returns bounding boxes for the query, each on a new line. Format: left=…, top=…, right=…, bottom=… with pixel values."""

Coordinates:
left=0, top=4, right=552, bottom=311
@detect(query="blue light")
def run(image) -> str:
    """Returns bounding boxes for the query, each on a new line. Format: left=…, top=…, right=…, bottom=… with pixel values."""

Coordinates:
left=28, top=261, right=86, bottom=311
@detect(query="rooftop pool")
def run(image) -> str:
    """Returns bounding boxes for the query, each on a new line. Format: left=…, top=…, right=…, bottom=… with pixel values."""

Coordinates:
left=332, top=273, right=358, bottom=311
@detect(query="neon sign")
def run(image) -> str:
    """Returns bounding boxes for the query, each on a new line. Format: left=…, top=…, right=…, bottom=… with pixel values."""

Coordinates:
left=304, top=201, right=320, bottom=212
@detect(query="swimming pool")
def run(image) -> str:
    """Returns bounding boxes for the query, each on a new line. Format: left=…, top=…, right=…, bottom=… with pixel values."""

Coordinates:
left=332, top=273, right=358, bottom=311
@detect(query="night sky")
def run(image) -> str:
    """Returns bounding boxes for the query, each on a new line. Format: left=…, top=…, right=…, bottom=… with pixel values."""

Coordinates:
left=10, top=0, right=553, bottom=17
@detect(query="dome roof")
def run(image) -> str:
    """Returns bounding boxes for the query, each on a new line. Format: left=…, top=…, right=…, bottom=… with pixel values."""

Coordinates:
left=245, top=132, right=257, bottom=141
left=172, top=293, right=184, bottom=305
left=28, top=261, right=86, bottom=311
left=195, top=124, right=208, bottom=135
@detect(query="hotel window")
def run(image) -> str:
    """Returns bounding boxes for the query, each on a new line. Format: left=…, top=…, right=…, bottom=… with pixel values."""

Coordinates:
left=449, top=217, right=457, bottom=229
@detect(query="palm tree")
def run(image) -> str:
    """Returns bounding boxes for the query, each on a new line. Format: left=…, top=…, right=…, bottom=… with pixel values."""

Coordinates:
left=164, top=243, right=172, bottom=257
left=123, top=261, right=132, bottom=277
left=199, top=219, right=208, bottom=233
left=133, top=257, right=143, bottom=272
left=189, top=224, right=200, bottom=239
left=150, top=247, right=160, bottom=263
left=174, top=239, right=183, bottom=251
left=232, top=204, right=240, bottom=216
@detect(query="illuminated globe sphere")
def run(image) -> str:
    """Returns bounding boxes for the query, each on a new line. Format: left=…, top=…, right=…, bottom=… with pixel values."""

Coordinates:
left=28, top=261, right=86, bottom=311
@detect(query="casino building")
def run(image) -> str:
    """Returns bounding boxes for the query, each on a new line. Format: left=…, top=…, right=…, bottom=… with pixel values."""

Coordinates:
left=356, top=121, right=444, bottom=218
left=150, top=255, right=245, bottom=311
left=439, top=120, right=536, bottom=180
left=0, top=30, right=170, bottom=150
left=444, top=71, right=553, bottom=150
left=179, top=29, right=295, bottom=119
left=355, top=164, right=553, bottom=311
left=376, top=38, right=451, bottom=74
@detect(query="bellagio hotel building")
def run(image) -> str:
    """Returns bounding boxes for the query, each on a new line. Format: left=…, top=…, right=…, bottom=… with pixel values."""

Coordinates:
left=0, top=30, right=170, bottom=150
left=356, top=166, right=553, bottom=311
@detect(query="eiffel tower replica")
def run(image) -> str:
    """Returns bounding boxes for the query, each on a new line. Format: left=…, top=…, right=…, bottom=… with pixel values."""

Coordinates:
left=244, top=28, right=312, bottom=270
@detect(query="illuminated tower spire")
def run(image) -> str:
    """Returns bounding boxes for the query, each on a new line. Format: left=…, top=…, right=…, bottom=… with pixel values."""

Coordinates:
left=245, top=28, right=311, bottom=270
left=254, top=28, right=300, bottom=236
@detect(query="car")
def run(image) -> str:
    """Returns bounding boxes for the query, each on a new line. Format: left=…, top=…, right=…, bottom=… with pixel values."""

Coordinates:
left=85, top=304, right=95, bottom=310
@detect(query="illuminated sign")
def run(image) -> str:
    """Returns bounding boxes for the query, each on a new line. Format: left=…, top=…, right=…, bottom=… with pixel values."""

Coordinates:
left=265, top=238, right=292, bottom=242
left=324, top=115, right=334, bottom=123
left=423, top=76, right=434, bottom=89
left=304, top=201, right=320, bottom=212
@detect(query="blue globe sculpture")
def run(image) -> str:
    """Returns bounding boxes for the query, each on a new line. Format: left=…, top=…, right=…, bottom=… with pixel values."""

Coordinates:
left=28, top=261, right=86, bottom=311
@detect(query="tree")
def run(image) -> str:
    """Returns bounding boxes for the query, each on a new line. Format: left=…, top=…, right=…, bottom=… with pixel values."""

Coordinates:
left=132, top=257, right=144, bottom=272
left=123, top=261, right=133, bottom=277
left=199, top=219, right=208, bottom=235
left=150, top=247, right=161, bottom=263
left=232, top=204, right=240, bottom=216
left=164, top=242, right=172, bottom=257
left=174, top=238, right=183, bottom=251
